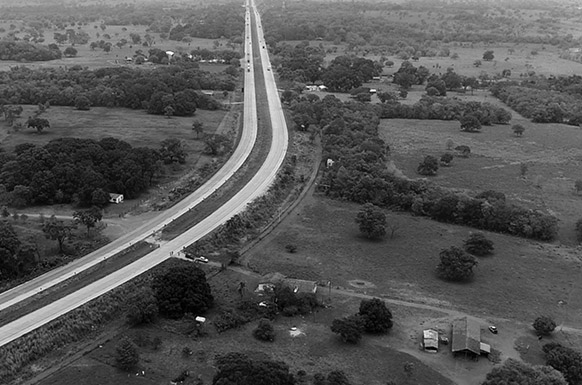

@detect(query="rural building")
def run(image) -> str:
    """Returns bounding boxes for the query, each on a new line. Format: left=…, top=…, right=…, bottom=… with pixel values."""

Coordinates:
left=423, top=329, right=439, bottom=353
left=109, top=193, right=124, bottom=204
left=451, top=317, right=490, bottom=358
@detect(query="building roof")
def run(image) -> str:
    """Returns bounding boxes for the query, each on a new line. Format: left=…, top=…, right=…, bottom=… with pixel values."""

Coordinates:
left=451, top=317, right=481, bottom=355
left=109, top=193, right=123, bottom=199
left=423, top=329, right=439, bottom=350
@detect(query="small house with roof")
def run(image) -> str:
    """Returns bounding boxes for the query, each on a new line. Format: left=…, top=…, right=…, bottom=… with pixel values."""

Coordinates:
left=109, top=193, right=124, bottom=204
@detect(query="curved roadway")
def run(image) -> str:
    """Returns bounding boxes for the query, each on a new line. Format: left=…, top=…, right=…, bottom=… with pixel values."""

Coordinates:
left=0, top=0, right=288, bottom=347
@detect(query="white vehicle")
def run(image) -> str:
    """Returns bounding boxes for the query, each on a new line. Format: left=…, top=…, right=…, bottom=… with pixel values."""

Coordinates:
left=193, top=257, right=209, bottom=263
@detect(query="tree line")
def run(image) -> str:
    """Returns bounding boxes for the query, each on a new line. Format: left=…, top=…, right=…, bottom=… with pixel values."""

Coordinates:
left=0, top=41, right=62, bottom=61
left=287, top=94, right=557, bottom=241
left=0, top=64, right=234, bottom=115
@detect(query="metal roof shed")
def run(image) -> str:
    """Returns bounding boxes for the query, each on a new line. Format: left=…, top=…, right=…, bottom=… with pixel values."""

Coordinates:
left=451, top=317, right=481, bottom=356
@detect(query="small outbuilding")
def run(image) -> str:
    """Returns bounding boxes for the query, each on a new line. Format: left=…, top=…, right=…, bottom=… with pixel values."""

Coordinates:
left=423, top=329, right=439, bottom=353
left=109, top=193, right=124, bottom=204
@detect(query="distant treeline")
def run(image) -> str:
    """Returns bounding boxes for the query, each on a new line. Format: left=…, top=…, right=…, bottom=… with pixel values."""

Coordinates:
left=0, top=41, right=62, bottom=62
left=0, top=65, right=236, bottom=115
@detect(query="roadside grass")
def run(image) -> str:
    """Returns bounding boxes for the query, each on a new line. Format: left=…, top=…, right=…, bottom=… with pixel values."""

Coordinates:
left=247, top=195, right=582, bottom=327
left=377, top=117, right=582, bottom=244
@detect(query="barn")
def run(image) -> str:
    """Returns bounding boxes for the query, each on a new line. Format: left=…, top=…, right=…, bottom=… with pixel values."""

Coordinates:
left=451, top=317, right=490, bottom=358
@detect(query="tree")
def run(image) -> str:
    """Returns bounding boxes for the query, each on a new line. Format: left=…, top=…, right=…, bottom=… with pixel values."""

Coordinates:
left=192, top=120, right=204, bottom=138
left=42, top=216, right=75, bottom=253
left=73, top=206, right=103, bottom=236
left=436, top=246, right=477, bottom=281
left=483, top=50, right=495, bottom=61
left=26, top=117, right=50, bottom=133
left=152, top=262, right=213, bottom=319
left=544, top=343, right=582, bottom=385
left=358, top=298, right=393, bottom=334
left=74, top=95, right=91, bottom=110
left=253, top=319, right=275, bottom=342
left=533, top=316, right=557, bottom=336
left=473, top=60, right=482, bottom=68
left=460, top=114, right=482, bottom=132
left=160, top=138, right=187, bottom=164
left=126, top=287, right=159, bottom=325
left=576, top=218, right=582, bottom=243
left=455, top=145, right=471, bottom=158
left=512, top=124, right=525, bottom=137
left=417, top=155, right=439, bottom=176
left=203, top=134, right=232, bottom=156
left=115, top=336, right=139, bottom=371
left=91, top=188, right=110, bottom=207
left=213, top=352, right=295, bottom=385
left=355, top=203, right=386, bottom=240
left=482, top=358, right=567, bottom=385
left=440, top=153, right=454, bottom=166
left=331, top=315, right=365, bottom=343
left=464, top=232, right=494, bottom=256
left=63, top=46, right=77, bottom=57
left=164, top=105, right=174, bottom=118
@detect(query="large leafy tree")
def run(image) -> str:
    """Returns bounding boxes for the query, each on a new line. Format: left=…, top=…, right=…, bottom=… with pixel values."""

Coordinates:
left=533, top=316, right=557, bottom=336
left=358, top=298, right=393, bottom=334
left=115, top=336, right=140, bottom=371
left=543, top=343, right=582, bottom=385
left=417, top=155, right=439, bottom=176
left=212, top=352, right=295, bottom=385
left=126, top=287, right=159, bottom=326
left=482, top=358, right=567, bottom=385
left=73, top=206, right=103, bottom=236
left=436, top=246, right=477, bottom=281
left=42, top=216, right=76, bottom=254
left=152, top=262, right=213, bottom=319
left=355, top=203, right=386, bottom=240
left=463, top=233, right=494, bottom=256
left=331, top=315, right=365, bottom=343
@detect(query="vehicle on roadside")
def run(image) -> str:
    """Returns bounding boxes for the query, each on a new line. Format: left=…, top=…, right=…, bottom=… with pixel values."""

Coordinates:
left=488, top=325, right=498, bottom=334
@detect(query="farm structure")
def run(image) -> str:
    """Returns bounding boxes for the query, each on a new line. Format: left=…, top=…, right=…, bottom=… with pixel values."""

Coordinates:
left=451, top=317, right=490, bottom=359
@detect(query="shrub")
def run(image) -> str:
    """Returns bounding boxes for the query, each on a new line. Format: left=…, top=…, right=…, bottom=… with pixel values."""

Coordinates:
left=126, top=286, right=158, bottom=325
left=358, top=298, right=393, bottom=334
left=533, top=316, right=557, bottom=336
left=464, top=232, right=494, bottom=256
left=417, top=155, right=439, bottom=176
left=182, top=346, right=193, bottom=358
left=214, top=309, right=249, bottom=333
left=512, top=124, right=525, bottom=136
left=115, top=336, right=139, bottom=371
left=213, top=352, right=295, bottom=385
left=331, top=315, right=365, bottom=343
left=437, top=246, right=477, bottom=281
left=440, top=152, right=453, bottom=166
left=253, top=319, right=275, bottom=342
left=285, top=244, right=297, bottom=253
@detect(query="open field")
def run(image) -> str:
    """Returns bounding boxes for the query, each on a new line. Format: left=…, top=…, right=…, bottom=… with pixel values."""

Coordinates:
left=377, top=114, right=582, bottom=244
left=0, top=105, right=225, bottom=152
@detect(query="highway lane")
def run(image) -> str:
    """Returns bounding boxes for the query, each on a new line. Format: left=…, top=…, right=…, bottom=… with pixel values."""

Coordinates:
left=0, top=0, right=288, bottom=347
left=0, top=6, right=258, bottom=313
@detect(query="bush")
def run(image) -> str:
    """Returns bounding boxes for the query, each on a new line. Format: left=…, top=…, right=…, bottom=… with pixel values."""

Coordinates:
left=115, top=336, right=139, bottom=371
left=417, top=155, right=439, bottom=176
left=533, top=316, right=557, bottom=336
left=440, top=152, right=454, bottom=166
left=575, top=218, right=582, bottom=243
left=437, top=246, right=477, bottom=281
left=213, top=352, right=295, bottom=385
left=464, top=232, right=494, bottom=256
left=285, top=244, right=297, bottom=253
left=355, top=203, right=386, bottom=240
left=253, top=319, right=275, bottom=342
left=214, top=309, right=249, bottom=333
left=126, top=286, right=158, bottom=325
left=358, top=298, right=393, bottom=334
left=331, top=315, right=365, bottom=343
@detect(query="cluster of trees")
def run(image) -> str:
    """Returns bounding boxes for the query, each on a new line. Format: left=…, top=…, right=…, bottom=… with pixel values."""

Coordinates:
left=543, top=343, right=582, bottom=385
left=378, top=95, right=512, bottom=126
left=482, top=358, right=568, bottom=385
left=0, top=220, right=38, bottom=280
left=288, top=95, right=558, bottom=241
left=491, top=83, right=582, bottom=124
left=331, top=298, right=393, bottom=343
left=0, top=41, right=62, bottom=61
left=0, top=65, right=232, bottom=115
left=321, top=55, right=383, bottom=92
left=0, top=137, right=164, bottom=207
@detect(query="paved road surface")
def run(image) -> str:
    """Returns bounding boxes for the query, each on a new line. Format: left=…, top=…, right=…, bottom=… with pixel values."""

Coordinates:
left=0, top=0, right=287, bottom=348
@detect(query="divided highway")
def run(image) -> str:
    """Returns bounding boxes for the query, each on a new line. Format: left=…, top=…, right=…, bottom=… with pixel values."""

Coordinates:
left=0, top=0, right=288, bottom=347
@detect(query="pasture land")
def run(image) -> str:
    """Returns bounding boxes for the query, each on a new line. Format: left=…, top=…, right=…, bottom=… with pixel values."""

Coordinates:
left=0, top=20, right=234, bottom=71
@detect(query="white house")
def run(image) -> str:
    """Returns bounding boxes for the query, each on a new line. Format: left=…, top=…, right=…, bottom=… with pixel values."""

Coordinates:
left=109, top=193, right=124, bottom=204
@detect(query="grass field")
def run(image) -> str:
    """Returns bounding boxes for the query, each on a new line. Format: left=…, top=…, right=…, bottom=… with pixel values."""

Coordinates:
left=0, top=105, right=225, bottom=152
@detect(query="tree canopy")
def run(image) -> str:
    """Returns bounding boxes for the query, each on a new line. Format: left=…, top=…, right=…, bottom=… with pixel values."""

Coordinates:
left=533, top=316, right=557, bottom=336
left=543, top=343, right=582, bottom=385
left=331, top=315, right=365, bottom=343
left=152, top=262, right=213, bottom=319
left=358, top=298, right=393, bottom=334
left=482, top=358, right=567, bottom=385
left=437, top=246, right=477, bottom=281
left=464, top=233, right=494, bottom=256
left=212, top=352, right=295, bottom=385
left=355, top=203, right=386, bottom=240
